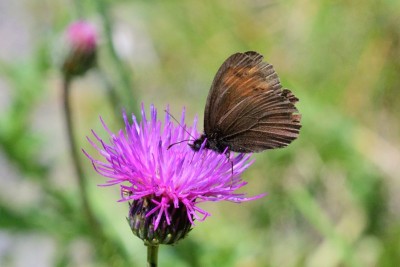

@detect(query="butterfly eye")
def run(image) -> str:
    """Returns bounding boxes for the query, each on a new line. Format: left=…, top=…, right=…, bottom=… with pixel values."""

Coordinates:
left=194, top=140, right=202, bottom=150
left=189, top=139, right=204, bottom=152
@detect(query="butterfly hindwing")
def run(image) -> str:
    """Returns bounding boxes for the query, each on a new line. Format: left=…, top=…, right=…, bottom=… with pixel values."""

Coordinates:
left=203, top=51, right=301, bottom=153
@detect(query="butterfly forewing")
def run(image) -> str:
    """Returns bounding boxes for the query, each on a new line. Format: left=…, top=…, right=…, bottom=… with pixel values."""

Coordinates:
left=204, top=52, right=269, bottom=132
left=203, top=51, right=301, bottom=153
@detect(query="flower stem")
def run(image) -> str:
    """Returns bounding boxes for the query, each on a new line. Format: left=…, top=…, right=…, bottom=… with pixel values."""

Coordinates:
left=95, top=68, right=122, bottom=121
left=93, top=0, right=139, bottom=116
left=62, top=76, right=97, bottom=230
left=147, top=245, right=159, bottom=267
left=63, top=76, right=129, bottom=263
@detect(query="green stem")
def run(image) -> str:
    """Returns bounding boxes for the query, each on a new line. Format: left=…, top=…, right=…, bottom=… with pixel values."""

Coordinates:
left=62, top=76, right=97, bottom=228
left=147, top=245, right=159, bottom=267
left=94, top=0, right=139, bottom=115
left=95, top=68, right=122, bottom=121
left=62, top=76, right=132, bottom=266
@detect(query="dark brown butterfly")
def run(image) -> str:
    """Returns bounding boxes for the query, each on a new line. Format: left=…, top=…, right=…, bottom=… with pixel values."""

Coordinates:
left=189, top=51, right=301, bottom=154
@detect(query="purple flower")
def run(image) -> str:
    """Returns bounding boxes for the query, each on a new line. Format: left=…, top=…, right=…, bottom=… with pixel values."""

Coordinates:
left=66, top=21, right=97, bottom=54
left=62, top=20, right=97, bottom=78
left=84, top=104, right=264, bottom=244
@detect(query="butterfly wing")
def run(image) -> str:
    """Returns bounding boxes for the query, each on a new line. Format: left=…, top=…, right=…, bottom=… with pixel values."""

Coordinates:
left=204, top=51, right=301, bottom=153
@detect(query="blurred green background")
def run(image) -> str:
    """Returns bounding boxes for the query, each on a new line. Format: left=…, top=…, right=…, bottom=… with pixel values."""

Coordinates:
left=1, top=0, right=399, bottom=266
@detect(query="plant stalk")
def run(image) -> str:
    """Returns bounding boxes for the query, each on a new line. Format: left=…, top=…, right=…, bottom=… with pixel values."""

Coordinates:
left=93, top=0, right=138, bottom=115
left=147, top=245, right=159, bottom=267
left=62, top=76, right=97, bottom=227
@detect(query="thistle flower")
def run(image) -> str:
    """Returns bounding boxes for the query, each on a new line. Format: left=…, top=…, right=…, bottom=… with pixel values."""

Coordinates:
left=84, top=104, right=264, bottom=245
left=61, top=20, right=97, bottom=78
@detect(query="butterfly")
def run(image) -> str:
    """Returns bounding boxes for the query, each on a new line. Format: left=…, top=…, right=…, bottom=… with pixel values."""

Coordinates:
left=189, top=51, right=301, bottom=155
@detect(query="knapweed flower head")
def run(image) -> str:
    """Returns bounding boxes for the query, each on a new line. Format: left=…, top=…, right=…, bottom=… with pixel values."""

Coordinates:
left=62, top=20, right=97, bottom=78
left=85, top=104, right=263, bottom=245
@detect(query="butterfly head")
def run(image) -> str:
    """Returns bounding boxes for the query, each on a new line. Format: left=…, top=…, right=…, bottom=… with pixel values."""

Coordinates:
left=189, top=135, right=207, bottom=152
left=190, top=134, right=232, bottom=155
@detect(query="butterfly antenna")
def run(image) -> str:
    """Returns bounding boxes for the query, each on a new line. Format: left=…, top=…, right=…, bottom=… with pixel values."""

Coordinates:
left=167, top=139, right=191, bottom=150
left=164, top=109, right=195, bottom=139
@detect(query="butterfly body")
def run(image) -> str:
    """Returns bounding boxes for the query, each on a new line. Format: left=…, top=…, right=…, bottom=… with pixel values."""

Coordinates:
left=190, top=132, right=235, bottom=154
left=191, top=51, right=301, bottom=155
